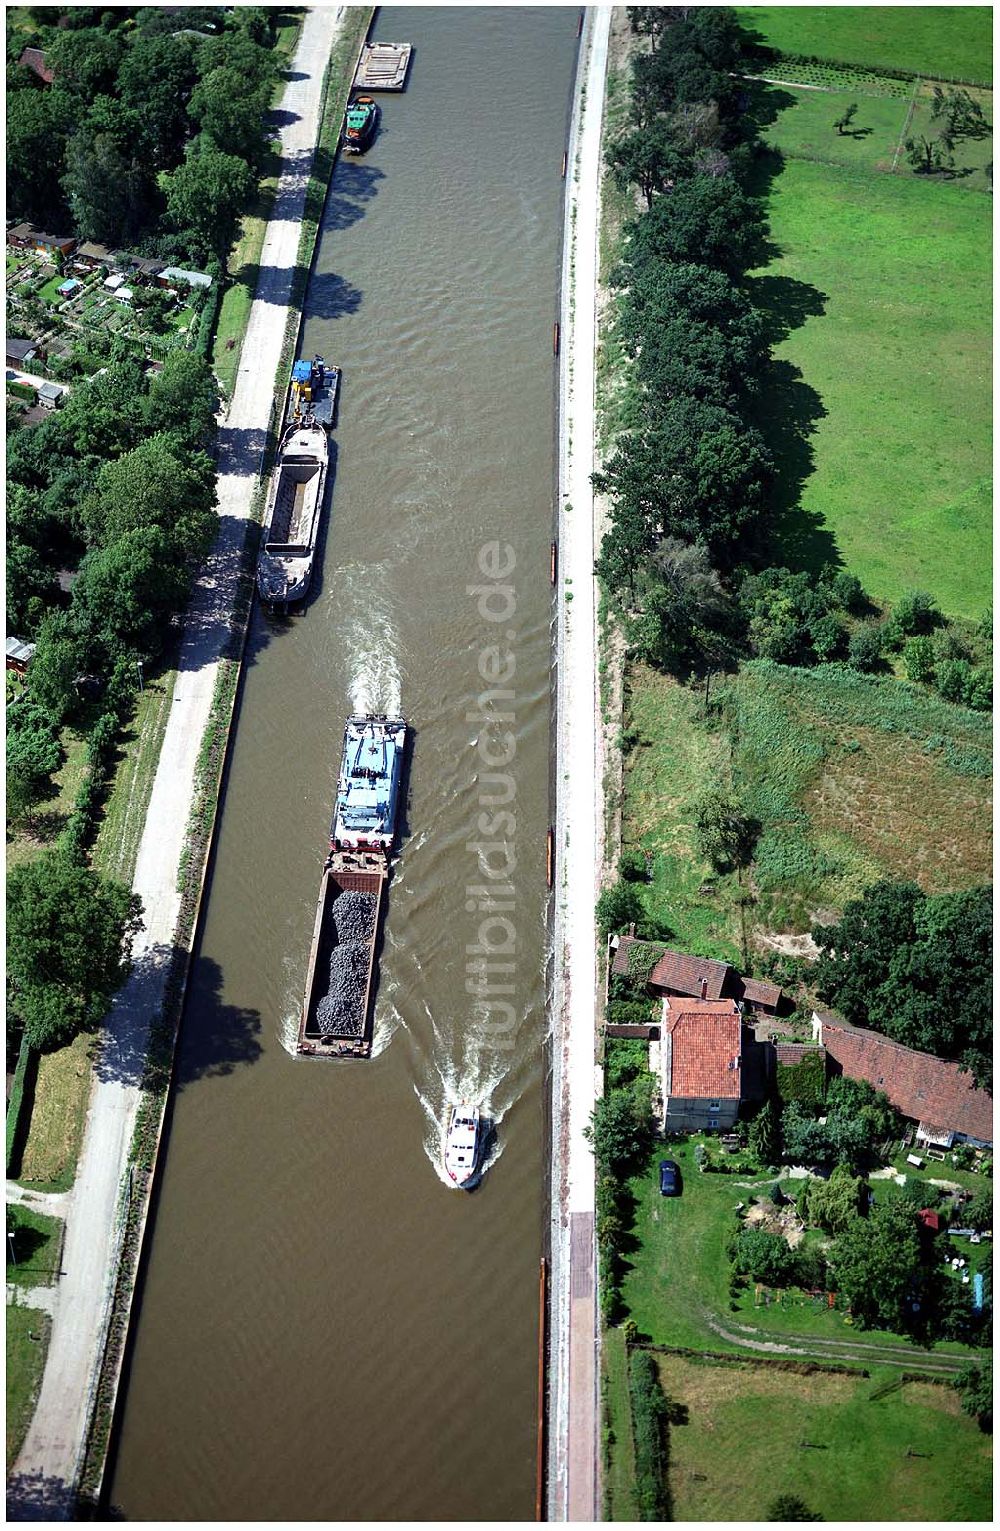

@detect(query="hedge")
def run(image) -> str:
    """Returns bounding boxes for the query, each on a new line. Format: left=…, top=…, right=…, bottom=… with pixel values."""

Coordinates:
left=628, top=1348, right=670, bottom=1520
left=5, top=1034, right=37, bottom=1177
left=58, top=709, right=120, bottom=861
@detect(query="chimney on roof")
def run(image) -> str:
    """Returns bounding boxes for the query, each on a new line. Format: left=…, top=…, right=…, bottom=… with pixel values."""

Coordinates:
left=700, top=977, right=708, bottom=1001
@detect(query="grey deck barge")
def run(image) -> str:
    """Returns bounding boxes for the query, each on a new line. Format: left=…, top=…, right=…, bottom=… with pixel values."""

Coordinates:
left=353, top=41, right=412, bottom=91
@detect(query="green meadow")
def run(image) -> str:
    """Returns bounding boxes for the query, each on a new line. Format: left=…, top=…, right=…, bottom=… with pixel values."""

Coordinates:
left=740, top=5, right=992, bottom=82
left=742, top=7, right=992, bottom=619
left=657, top=1350, right=992, bottom=1522
left=751, top=157, right=991, bottom=619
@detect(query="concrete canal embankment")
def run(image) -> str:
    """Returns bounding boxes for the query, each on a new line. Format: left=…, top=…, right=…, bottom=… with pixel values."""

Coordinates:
left=547, top=7, right=612, bottom=1522
left=7, top=11, right=370, bottom=1518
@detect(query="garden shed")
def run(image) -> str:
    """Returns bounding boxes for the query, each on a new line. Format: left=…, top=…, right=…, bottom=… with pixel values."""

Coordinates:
left=37, top=381, right=64, bottom=410
left=6, top=638, right=36, bottom=674
left=157, top=266, right=213, bottom=291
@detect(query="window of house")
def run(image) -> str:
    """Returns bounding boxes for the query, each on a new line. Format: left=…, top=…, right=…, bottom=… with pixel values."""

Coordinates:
left=708, top=1117, right=719, bottom=1129
left=709, top=1101, right=721, bottom=1112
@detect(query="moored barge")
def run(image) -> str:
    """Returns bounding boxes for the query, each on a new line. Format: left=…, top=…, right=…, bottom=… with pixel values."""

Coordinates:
left=298, top=715, right=407, bottom=1059
left=256, top=421, right=328, bottom=609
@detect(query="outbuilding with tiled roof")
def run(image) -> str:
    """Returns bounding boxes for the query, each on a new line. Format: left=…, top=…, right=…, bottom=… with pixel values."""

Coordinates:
left=813, top=1010, right=993, bottom=1146
left=610, top=935, right=783, bottom=1015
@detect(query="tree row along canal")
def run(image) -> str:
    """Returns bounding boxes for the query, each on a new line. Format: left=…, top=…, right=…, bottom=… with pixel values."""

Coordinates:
left=107, top=8, right=579, bottom=1519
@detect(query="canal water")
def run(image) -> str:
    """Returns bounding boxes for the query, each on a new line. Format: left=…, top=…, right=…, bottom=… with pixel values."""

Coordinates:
left=108, top=8, right=578, bottom=1520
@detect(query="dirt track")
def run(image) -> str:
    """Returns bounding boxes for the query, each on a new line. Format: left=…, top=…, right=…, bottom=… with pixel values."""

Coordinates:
left=703, top=1311, right=968, bottom=1375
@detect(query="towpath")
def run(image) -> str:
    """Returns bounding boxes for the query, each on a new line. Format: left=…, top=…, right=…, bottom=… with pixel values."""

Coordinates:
left=7, top=8, right=347, bottom=1514
left=548, top=7, right=611, bottom=1522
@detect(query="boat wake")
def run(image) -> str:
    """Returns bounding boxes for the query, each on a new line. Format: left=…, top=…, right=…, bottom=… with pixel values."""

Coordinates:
left=347, top=591, right=401, bottom=717
left=371, top=983, right=406, bottom=1058
left=412, top=1049, right=523, bottom=1189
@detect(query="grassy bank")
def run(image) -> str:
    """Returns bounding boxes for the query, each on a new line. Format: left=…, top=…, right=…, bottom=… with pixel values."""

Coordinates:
left=620, top=666, right=743, bottom=963
left=740, top=5, right=992, bottom=83
left=602, top=1327, right=640, bottom=1520
left=93, top=666, right=177, bottom=884
left=6, top=1205, right=62, bottom=1288
left=655, top=1350, right=992, bottom=1520
left=6, top=1306, right=51, bottom=1473
left=16, top=1032, right=94, bottom=1192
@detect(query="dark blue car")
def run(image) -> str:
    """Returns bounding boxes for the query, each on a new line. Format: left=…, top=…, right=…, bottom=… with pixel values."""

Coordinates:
left=659, top=1159, right=681, bottom=1197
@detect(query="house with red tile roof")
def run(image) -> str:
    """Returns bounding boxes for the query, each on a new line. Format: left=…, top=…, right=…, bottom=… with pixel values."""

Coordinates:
left=813, top=1010, right=993, bottom=1147
left=659, top=997, right=743, bottom=1133
left=611, top=935, right=782, bottom=1014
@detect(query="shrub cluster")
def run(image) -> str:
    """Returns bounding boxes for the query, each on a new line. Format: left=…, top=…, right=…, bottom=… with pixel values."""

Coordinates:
left=591, top=1049, right=656, bottom=1323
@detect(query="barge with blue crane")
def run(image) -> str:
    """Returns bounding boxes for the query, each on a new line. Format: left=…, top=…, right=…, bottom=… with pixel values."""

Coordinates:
left=298, top=715, right=407, bottom=1059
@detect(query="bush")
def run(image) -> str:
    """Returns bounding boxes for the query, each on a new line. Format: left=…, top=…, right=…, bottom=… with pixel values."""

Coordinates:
left=607, top=999, right=656, bottom=1029
left=619, top=848, right=648, bottom=882
left=775, top=1052, right=826, bottom=1109
left=597, top=881, right=646, bottom=935
left=793, top=1244, right=827, bottom=1292
left=954, top=1357, right=992, bottom=1430
left=847, top=621, right=884, bottom=672
left=728, top=1224, right=797, bottom=1284
left=693, top=786, right=760, bottom=869
left=903, top=635, right=936, bottom=684
left=605, top=1036, right=651, bottom=1089
left=890, top=589, right=942, bottom=639
left=586, top=1084, right=654, bottom=1176
left=965, top=1185, right=993, bottom=1232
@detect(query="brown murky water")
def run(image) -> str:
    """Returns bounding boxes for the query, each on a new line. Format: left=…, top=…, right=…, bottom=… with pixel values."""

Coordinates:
left=108, top=8, right=577, bottom=1520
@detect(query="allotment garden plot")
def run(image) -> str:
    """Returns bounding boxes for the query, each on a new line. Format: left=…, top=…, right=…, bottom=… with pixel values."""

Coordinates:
left=6, top=250, right=207, bottom=375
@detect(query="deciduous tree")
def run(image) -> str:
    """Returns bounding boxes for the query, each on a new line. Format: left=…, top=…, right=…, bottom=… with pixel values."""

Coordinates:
left=160, top=147, right=256, bottom=261
left=7, top=851, right=143, bottom=1050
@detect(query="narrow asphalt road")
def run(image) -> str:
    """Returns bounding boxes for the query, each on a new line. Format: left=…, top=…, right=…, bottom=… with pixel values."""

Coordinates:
left=7, top=8, right=347, bottom=1513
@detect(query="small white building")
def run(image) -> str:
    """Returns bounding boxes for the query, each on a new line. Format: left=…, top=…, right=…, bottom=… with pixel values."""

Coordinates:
left=114, top=287, right=134, bottom=304
left=103, top=272, right=125, bottom=291
left=37, top=380, right=64, bottom=410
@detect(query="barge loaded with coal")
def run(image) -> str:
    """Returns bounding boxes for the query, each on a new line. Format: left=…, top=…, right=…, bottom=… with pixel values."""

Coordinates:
left=299, top=715, right=407, bottom=1059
